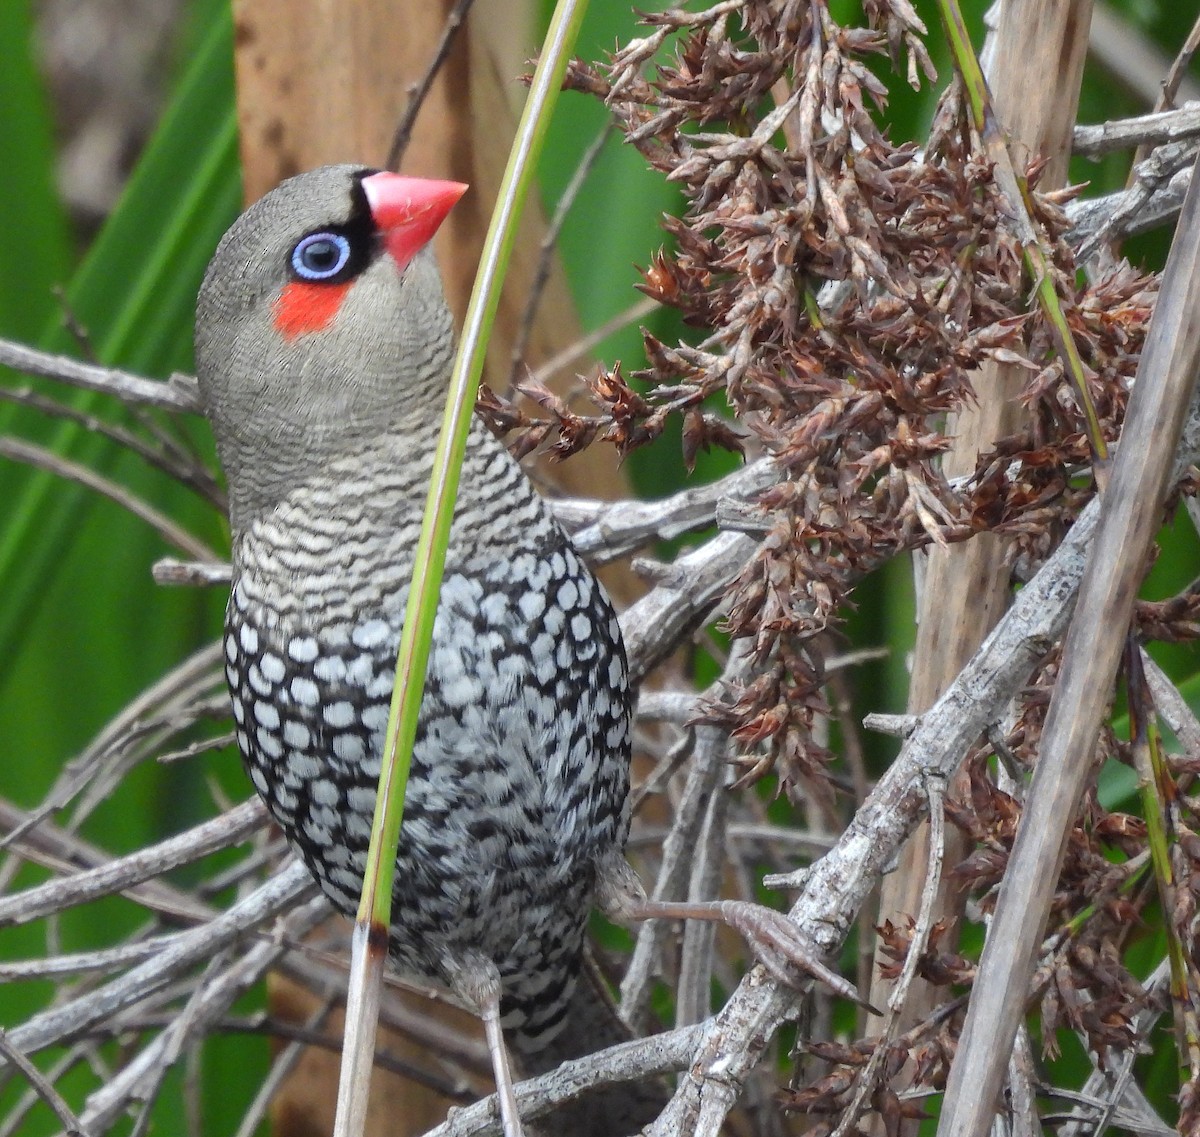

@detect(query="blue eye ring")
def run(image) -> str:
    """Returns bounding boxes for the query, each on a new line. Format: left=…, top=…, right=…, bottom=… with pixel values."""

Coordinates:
left=291, top=232, right=352, bottom=281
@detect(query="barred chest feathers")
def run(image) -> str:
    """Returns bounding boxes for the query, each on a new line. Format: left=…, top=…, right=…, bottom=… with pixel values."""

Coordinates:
left=221, top=418, right=632, bottom=1025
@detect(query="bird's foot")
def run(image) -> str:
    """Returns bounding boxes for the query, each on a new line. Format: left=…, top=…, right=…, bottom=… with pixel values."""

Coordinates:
left=598, top=855, right=877, bottom=1012
left=448, top=955, right=526, bottom=1137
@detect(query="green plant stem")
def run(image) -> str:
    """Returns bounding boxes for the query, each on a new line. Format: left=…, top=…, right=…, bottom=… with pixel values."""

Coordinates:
left=1126, top=639, right=1195, bottom=1081
left=935, top=0, right=1109, bottom=475
left=334, top=9, right=591, bottom=1134
left=355, top=0, right=591, bottom=940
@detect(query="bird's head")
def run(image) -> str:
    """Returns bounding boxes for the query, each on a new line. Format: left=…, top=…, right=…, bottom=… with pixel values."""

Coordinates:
left=195, top=164, right=467, bottom=528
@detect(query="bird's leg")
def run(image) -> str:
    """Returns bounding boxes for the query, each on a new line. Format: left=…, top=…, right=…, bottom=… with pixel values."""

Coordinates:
left=448, top=955, right=526, bottom=1137
left=597, top=853, right=876, bottom=1011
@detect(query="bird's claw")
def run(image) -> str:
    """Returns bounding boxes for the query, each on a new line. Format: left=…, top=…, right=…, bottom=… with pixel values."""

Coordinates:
left=717, top=900, right=879, bottom=1012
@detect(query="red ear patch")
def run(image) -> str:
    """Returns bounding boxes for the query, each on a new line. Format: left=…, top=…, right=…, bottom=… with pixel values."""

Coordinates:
left=272, top=281, right=351, bottom=340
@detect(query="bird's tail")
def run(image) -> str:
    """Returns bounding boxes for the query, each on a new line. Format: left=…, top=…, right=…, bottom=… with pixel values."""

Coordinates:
left=511, top=953, right=668, bottom=1137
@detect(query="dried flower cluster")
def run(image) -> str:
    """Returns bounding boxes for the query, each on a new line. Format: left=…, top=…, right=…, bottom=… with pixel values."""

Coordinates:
left=484, top=2, right=1161, bottom=803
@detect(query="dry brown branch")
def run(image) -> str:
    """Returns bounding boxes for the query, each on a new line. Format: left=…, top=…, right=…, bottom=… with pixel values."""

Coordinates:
left=642, top=492, right=1105, bottom=1133
left=9, top=862, right=317, bottom=1057
left=0, top=336, right=200, bottom=410
left=505, top=121, right=616, bottom=393
left=1074, top=101, right=1200, bottom=156
left=632, top=371, right=1200, bottom=1132
left=940, top=148, right=1200, bottom=1137
left=0, top=1030, right=89, bottom=1137
left=0, top=437, right=218, bottom=561
left=872, top=0, right=1094, bottom=1074
left=0, top=382, right=223, bottom=506
left=831, top=774, right=946, bottom=1137
left=621, top=709, right=744, bottom=1029
left=0, top=799, right=265, bottom=927
left=384, top=0, right=477, bottom=170
left=421, top=1026, right=705, bottom=1137
left=1090, top=2, right=1200, bottom=106
left=1079, top=138, right=1200, bottom=262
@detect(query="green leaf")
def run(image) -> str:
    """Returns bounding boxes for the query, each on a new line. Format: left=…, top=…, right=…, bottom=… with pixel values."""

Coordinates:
left=0, top=2, right=240, bottom=792
left=0, top=0, right=73, bottom=337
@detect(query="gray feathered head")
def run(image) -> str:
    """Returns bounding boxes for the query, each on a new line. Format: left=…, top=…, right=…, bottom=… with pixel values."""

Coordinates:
left=195, top=164, right=466, bottom=528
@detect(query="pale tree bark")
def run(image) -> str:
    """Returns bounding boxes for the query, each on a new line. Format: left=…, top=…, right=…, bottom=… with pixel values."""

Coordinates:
left=868, top=0, right=1096, bottom=1104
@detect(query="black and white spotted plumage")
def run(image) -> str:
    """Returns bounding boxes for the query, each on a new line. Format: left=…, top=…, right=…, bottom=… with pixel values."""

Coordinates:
left=195, top=166, right=635, bottom=1072
left=223, top=421, right=630, bottom=1050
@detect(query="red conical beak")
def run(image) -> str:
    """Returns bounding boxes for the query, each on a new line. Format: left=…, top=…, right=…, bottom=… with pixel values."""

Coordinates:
left=361, top=172, right=468, bottom=273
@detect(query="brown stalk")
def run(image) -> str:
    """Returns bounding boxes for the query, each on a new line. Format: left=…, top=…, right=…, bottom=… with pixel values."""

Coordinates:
left=1129, top=12, right=1200, bottom=170
left=868, top=0, right=1095, bottom=1078
left=938, top=145, right=1200, bottom=1137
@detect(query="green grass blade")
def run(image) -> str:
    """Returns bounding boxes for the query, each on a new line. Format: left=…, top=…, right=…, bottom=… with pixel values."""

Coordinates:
left=0, top=1, right=73, bottom=339
left=335, top=3, right=594, bottom=1133
left=0, top=6, right=239, bottom=682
